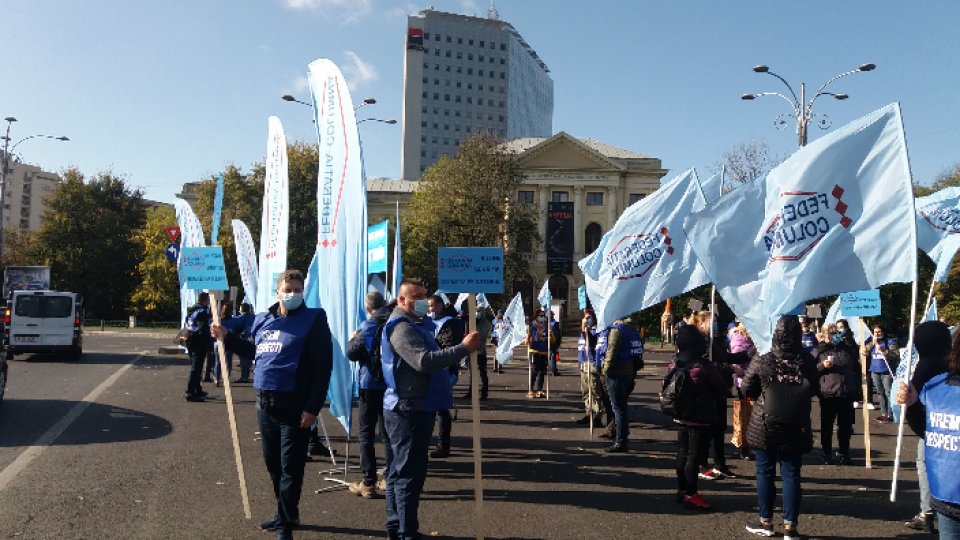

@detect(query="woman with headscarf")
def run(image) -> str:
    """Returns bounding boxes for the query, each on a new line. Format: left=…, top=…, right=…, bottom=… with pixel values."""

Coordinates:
left=741, top=316, right=819, bottom=539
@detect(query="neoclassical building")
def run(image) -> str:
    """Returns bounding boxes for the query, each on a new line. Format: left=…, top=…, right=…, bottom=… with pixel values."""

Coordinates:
left=369, top=131, right=667, bottom=323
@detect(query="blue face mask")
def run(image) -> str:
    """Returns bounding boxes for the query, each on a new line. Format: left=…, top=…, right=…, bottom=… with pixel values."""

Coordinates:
left=280, top=292, right=303, bottom=311
left=831, top=333, right=842, bottom=345
left=413, top=299, right=430, bottom=318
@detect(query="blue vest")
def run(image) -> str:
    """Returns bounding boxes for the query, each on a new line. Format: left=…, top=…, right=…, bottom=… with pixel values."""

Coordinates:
left=528, top=322, right=549, bottom=353
left=801, top=332, right=817, bottom=353
left=869, top=346, right=889, bottom=373
left=595, top=323, right=644, bottom=365
left=381, top=314, right=452, bottom=412
left=922, top=373, right=960, bottom=505
left=185, top=305, right=210, bottom=332
left=252, top=308, right=323, bottom=392
left=358, top=317, right=387, bottom=391
left=578, top=327, right=599, bottom=366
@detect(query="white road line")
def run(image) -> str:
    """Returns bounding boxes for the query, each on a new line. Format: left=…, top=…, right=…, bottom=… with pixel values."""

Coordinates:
left=0, top=354, right=144, bottom=492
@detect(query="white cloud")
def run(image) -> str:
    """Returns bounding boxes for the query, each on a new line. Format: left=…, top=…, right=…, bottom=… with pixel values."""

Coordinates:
left=341, top=51, right=379, bottom=92
left=283, top=0, right=373, bottom=23
left=290, top=74, right=310, bottom=94
left=460, top=0, right=481, bottom=17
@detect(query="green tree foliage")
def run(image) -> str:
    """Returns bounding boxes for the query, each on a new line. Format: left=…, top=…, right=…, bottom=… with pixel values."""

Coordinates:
left=31, top=168, right=146, bottom=319
left=130, top=206, right=180, bottom=321
left=402, top=133, right=539, bottom=291
left=0, top=228, right=39, bottom=267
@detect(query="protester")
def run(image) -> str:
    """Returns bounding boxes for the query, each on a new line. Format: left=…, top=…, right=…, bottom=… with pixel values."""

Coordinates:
left=526, top=308, right=552, bottom=398
left=426, top=295, right=465, bottom=458
left=695, top=311, right=740, bottom=480
left=577, top=309, right=610, bottom=427
left=463, top=308, right=492, bottom=400
left=380, top=278, right=481, bottom=540
left=729, top=323, right=756, bottom=460
left=183, top=292, right=213, bottom=402
left=900, top=322, right=960, bottom=539
left=220, top=302, right=255, bottom=383
left=345, top=291, right=392, bottom=499
left=836, top=318, right=872, bottom=411
left=800, top=318, right=818, bottom=355
left=741, top=316, right=819, bottom=539
left=491, top=309, right=507, bottom=373
left=213, top=269, right=333, bottom=540
left=597, top=318, right=644, bottom=453
left=814, top=322, right=861, bottom=465
left=670, top=325, right=726, bottom=511
left=862, top=324, right=898, bottom=423
left=898, top=321, right=952, bottom=534
left=548, top=310, right=563, bottom=376
left=213, top=301, right=234, bottom=387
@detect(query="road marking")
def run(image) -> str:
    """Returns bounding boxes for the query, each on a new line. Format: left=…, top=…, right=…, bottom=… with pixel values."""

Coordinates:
left=0, top=354, right=143, bottom=492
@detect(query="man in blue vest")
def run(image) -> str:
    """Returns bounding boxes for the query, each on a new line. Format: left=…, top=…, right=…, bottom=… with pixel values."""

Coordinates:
left=183, top=292, right=212, bottom=402
left=426, top=294, right=465, bottom=459
left=213, top=269, right=332, bottom=540
left=381, top=278, right=481, bottom=540
left=346, top=291, right=392, bottom=498
left=597, top=318, right=645, bottom=453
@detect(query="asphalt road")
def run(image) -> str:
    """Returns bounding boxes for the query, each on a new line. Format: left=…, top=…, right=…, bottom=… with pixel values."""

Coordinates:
left=0, top=330, right=935, bottom=539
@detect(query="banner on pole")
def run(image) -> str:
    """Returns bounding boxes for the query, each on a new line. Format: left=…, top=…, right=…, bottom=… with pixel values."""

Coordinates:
left=546, top=202, right=574, bottom=274
left=181, top=247, right=228, bottom=290
left=437, top=247, right=504, bottom=294
left=367, top=220, right=389, bottom=274
left=211, top=173, right=224, bottom=245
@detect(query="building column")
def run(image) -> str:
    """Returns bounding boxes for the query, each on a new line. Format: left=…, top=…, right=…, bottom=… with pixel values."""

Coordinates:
left=539, top=185, right=549, bottom=265
left=607, top=185, right=619, bottom=226
left=573, top=185, right=584, bottom=259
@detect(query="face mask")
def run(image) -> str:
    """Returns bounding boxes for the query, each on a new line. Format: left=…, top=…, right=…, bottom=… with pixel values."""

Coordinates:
left=280, top=292, right=303, bottom=310
left=413, top=299, right=430, bottom=318
left=836, top=327, right=846, bottom=336
left=585, top=317, right=594, bottom=326
left=537, top=316, right=546, bottom=323
left=831, top=333, right=842, bottom=345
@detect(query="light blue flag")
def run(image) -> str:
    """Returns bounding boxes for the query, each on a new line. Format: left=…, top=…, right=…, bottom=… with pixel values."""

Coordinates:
left=915, top=187, right=960, bottom=282
left=231, top=219, right=258, bottom=306
left=496, top=292, right=527, bottom=365
left=927, top=298, right=939, bottom=322
left=579, top=168, right=710, bottom=329
left=697, top=169, right=724, bottom=205
left=211, top=173, right=224, bottom=245
left=454, top=293, right=468, bottom=311
left=577, top=285, right=587, bottom=310
left=477, top=293, right=490, bottom=310
left=454, top=292, right=490, bottom=312
left=175, top=200, right=207, bottom=326
left=391, top=202, right=403, bottom=299
left=368, top=274, right=387, bottom=296
left=537, top=279, right=551, bottom=309
left=367, top=220, right=389, bottom=274
left=308, top=58, right=367, bottom=433
left=685, top=103, right=916, bottom=352
left=434, top=290, right=451, bottom=305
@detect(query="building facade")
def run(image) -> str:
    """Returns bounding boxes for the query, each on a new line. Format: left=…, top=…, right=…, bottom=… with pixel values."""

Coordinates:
left=400, top=8, right=553, bottom=179
left=1, top=160, right=60, bottom=232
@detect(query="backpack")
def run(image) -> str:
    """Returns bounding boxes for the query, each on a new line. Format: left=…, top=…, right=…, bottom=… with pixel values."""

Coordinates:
left=763, top=374, right=812, bottom=426
left=659, top=365, right=692, bottom=417
left=366, top=322, right=387, bottom=383
left=618, top=324, right=645, bottom=372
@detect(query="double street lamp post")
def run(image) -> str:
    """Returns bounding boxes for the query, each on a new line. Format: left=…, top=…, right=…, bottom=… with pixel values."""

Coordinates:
left=741, top=63, right=876, bottom=146
left=280, top=95, right=396, bottom=125
left=0, top=117, right=69, bottom=257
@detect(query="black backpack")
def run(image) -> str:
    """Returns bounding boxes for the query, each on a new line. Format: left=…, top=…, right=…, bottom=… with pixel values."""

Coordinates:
left=366, top=322, right=387, bottom=383
left=763, top=374, right=812, bottom=426
left=660, top=365, right=692, bottom=417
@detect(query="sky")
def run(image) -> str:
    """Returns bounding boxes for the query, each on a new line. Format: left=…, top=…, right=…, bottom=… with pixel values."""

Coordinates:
left=3, top=1, right=959, bottom=204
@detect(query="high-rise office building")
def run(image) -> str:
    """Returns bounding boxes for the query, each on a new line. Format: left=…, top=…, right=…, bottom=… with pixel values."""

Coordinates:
left=401, top=7, right=553, bottom=179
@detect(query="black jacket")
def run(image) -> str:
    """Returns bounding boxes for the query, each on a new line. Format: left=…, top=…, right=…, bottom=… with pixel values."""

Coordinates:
left=813, top=341, right=861, bottom=400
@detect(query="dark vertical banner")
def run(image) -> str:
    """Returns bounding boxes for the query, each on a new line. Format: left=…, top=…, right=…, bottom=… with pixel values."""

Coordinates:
left=547, top=202, right=574, bottom=274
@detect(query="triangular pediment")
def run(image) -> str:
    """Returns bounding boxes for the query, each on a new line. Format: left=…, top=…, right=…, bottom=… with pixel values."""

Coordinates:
left=516, top=132, right=624, bottom=171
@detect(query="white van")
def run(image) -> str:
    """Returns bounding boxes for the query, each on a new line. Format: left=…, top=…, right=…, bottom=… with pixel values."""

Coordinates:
left=3, top=291, right=83, bottom=361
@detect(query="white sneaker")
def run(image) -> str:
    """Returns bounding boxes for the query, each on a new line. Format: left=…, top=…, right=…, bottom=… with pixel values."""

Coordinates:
left=853, top=401, right=861, bottom=409
left=866, top=402, right=876, bottom=410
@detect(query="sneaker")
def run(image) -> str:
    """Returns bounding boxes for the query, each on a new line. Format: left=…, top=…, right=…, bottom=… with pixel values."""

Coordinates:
left=714, top=466, right=738, bottom=479
left=682, top=492, right=711, bottom=510
left=822, top=451, right=835, bottom=465
left=836, top=453, right=852, bottom=466
left=184, top=393, right=205, bottom=402
left=745, top=519, right=775, bottom=537
left=783, top=526, right=800, bottom=539
left=853, top=401, right=861, bottom=409
left=904, top=511, right=935, bottom=532
left=348, top=480, right=377, bottom=499
left=698, top=468, right=721, bottom=480
left=866, top=402, right=876, bottom=410
left=604, top=443, right=628, bottom=453
left=376, top=478, right=387, bottom=492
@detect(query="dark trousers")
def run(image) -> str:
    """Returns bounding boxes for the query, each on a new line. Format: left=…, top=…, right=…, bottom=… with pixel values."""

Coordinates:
left=704, top=398, right=728, bottom=468
left=185, top=345, right=207, bottom=395
left=359, top=389, right=388, bottom=485
left=436, top=409, right=452, bottom=450
left=529, top=353, right=547, bottom=391
left=820, top=396, right=855, bottom=456
left=257, top=395, right=309, bottom=529
left=204, top=347, right=216, bottom=379
left=605, top=374, right=634, bottom=445
left=549, top=347, right=560, bottom=375
left=677, top=425, right=711, bottom=496
left=384, top=407, right=436, bottom=540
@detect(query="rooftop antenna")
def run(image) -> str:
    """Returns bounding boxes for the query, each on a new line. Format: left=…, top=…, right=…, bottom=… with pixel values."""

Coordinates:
left=488, top=0, right=500, bottom=20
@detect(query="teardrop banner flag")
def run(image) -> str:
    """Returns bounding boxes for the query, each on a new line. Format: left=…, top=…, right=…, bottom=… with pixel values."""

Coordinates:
left=256, top=116, right=289, bottom=313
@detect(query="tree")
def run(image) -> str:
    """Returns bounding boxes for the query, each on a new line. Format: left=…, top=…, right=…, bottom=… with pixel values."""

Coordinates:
left=130, top=206, right=180, bottom=321
left=0, top=228, right=39, bottom=267
left=31, top=168, right=146, bottom=319
left=715, top=141, right=779, bottom=191
left=403, top=133, right=539, bottom=291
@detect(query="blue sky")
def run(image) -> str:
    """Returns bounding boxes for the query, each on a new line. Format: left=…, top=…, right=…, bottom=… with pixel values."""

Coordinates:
left=3, top=1, right=959, bottom=204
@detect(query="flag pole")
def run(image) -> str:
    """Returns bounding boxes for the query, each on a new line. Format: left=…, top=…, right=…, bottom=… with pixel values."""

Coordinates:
left=545, top=310, right=551, bottom=400
left=891, top=277, right=920, bottom=501
left=859, top=318, right=873, bottom=469
left=586, top=323, right=594, bottom=439
left=709, top=286, right=716, bottom=363
left=922, top=279, right=937, bottom=316
left=468, top=293, right=486, bottom=540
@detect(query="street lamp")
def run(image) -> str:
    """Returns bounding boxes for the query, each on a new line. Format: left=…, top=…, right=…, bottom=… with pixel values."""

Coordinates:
left=0, top=116, right=69, bottom=256
left=356, top=118, right=397, bottom=125
left=741, top=63, right=875, bottom=146
left=281, top=94, right=376, bottom=112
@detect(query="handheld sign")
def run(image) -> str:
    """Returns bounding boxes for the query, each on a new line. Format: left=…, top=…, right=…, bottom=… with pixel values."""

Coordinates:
left=437, top=247, right=504, bottom=293
left=839, top=289, right=882, bottom=316
left=688, top=298, right=704, bottom=313
left=180, top=247, right=228, bottom=290
left=805, top=304, right=822, bottom=319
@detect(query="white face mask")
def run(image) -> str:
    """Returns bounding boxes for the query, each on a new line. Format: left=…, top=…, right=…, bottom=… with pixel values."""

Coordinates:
left=280, top=292, right=303, bottom=310
left=413, top=299, right=430, bottom=318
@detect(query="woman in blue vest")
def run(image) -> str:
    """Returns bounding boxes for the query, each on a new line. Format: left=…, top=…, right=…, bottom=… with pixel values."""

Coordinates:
left=900, top=323, right=960, bottom=538
left=526, top=308, right=551, bottom=398
left=596, top=318, right=644, bottom=453
left=862, top=324, right=898, bottom=423
left=213, top=269, right=333, bottom=540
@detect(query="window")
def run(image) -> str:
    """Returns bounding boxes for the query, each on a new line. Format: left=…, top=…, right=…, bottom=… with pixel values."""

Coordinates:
left=585, top=223, right=603, bottom=254
left=517, top=190, right=535, bottom=204
left=468, top=54, right=473, bottom=60
left=500, top=72, right=505, bottom=79
left=479, top=40, right=484, bottom=47
left=422, top=76, right=428, bottom=84
left=446, top=36, right=451, bottom=43
left=629, top=193, right=645, bottom=205
left=478, top=98, right=483, bottom=105
left=457, top=37, right=462, bottom=44
left=422, top=91, right=428, bottom=98
left=479, top=84, right=484, bottom=91
left=469, top=39, right=474, bottom=45
left=434, top=49, right=439, bottom=56
left=500, top=58, right=505, bottom=65
left=444, top=124, right=449, bottom=130
left=434, top=33, right=440, bottom=41
left=455, top=95, right=461, bottom=103
left=479, top=69, right=484, bottom=76
left=586, top=192, right=604, bottom=206
left=420, top=121, right=427, bottom=127
left=444, top=94, right=450, bottom=101
left=424, top=32, right=430, bottom=39
left=445, top=50, right=451, bottom=57
left=467, top=68, right=473, bottom=75
left=500, top=43, right=506, bottom=51
left=552, top=191, right=569, bottom=202
left=479, top=55, right=484, bottom=62
left=456, top=52, right=462, bottom=59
